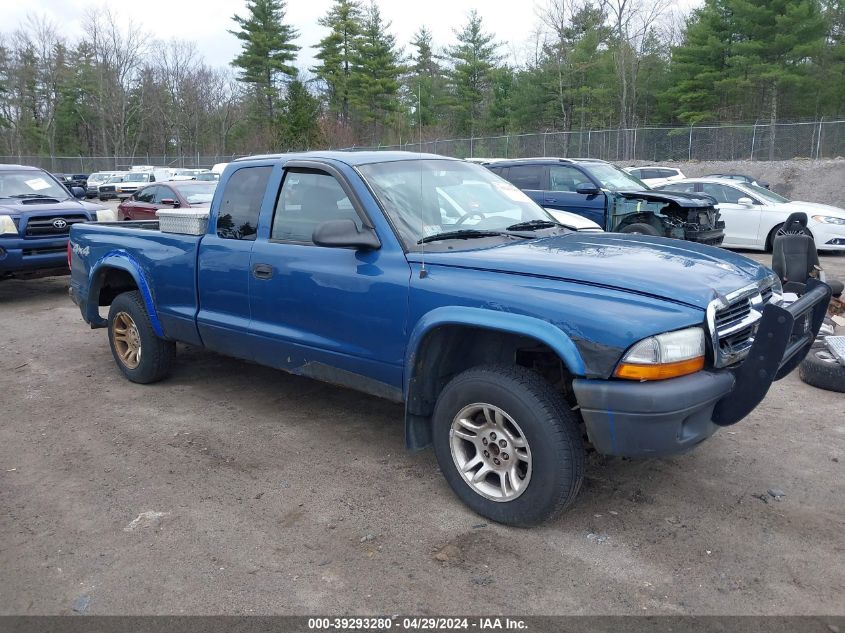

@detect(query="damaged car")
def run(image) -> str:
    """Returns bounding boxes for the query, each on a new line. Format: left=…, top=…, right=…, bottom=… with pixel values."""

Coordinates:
left=485, top=158, right=725, bottom=245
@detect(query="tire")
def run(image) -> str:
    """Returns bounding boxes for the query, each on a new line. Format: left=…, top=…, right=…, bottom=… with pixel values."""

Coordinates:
left=766, top=223, right=814, bottom=252
left=798, top=348, right=845, bottom=393
left=432, top=365, right=585, bottom=526
left=620, top=222, right=660, bottom=236
left=107, top=291, right=175, bottom=384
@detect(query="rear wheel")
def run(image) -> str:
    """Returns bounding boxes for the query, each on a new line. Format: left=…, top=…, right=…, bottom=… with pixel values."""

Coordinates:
left=107, top=291, right=175, bottom=384
left=767, top=222, right=814, bottom=251
left=620, top=222, right=660, bottom=236
left=432, top=365, right=585, bottom=526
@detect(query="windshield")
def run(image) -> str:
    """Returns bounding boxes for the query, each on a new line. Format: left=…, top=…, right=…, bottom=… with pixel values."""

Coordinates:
left=88, top=173, right=110, bottom=184
left=177, top=183, right=217, bottom=204
left=0, top=170, right=69, bottom=199
left=746, top=183, right=788, bottom=204
left=106, top=174, right=126, bottom=183
left=124, top=172, right=150, bottom=182
left=358, top=159, right=555, bottom=250
left=586, top=163, right=649, bottom=191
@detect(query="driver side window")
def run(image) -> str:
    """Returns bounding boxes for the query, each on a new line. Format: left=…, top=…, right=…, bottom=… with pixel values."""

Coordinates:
left=272, top=169, right=361, bottom=243
left=549, top=165, right=589, bottom=192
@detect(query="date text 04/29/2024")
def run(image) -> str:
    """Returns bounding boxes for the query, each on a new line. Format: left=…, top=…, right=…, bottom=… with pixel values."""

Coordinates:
left=307, top=617, right=528, bottom=630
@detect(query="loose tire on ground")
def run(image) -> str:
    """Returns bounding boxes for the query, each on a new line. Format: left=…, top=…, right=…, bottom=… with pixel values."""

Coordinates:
left=432, top=365, right=585, bottom=527
left=107, top=291, right=175, bottom=384
left=620, top=222, right=660, bottom=236
left=798, top=348, right=845, bottom=393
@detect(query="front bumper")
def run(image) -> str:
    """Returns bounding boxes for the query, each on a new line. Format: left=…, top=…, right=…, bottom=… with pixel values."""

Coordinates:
left=573, top=281, right=831, bottom=457
left=0, top=236, right=70, bottom=275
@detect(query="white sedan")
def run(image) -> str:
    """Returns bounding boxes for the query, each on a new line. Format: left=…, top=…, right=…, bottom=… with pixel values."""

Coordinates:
left=654, top=178, right=845, bottom=252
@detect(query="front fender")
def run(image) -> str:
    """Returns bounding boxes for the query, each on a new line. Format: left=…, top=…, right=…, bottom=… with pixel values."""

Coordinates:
left=87, top=250, right=164, bottom=337
left=403, top=306, right=586, bottom=398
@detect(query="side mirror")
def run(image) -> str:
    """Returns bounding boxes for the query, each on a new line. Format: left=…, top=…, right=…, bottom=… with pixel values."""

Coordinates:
left=758, top=181, right=770, bottom=189
left=575, top=182, right=601, bottom=196
left=71, top=186, right=85, bottom=199
left=313, top=219, right=380, bottom=250
left=160, top=198, right=179, bottom=207
left=737, top=197, right=754, bottom=206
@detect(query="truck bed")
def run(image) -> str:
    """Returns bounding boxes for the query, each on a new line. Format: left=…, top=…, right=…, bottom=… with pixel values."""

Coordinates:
left=69, top=221, right=204, bottom=345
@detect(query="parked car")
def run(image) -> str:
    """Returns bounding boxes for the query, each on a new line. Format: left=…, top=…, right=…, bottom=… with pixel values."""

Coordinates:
left=96, top=173, right=130, bottom=200
left=170, top=169, right=205, bottom=181
left=622, top=166, right=686, bottom=187
left=53, top=173, right=89, bottom=190
left=68, top=151, right=830, bottom=526
left=544, top=208, right=603, bottom=232
left=705, top=173, right=770, bottom=189
left=654, top=178, right=845, bottom=251
left=99, top=172, right=157, bottom=200
left=0, top=165, right=111, bottom=279
left=118, top=181, right=218, bottom=221
left=486, top=158, right=724, bottom=244
left=86, top=171, right=121, bottom=198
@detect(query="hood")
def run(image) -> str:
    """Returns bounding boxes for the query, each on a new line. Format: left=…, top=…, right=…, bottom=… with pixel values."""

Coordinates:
left=0, top=197, right=105, bottom=216
left=409, top=232, right=774, bottom=310
left=778, top=201, right=845, bottom=218
left=615, top=189, right=716, bottom=208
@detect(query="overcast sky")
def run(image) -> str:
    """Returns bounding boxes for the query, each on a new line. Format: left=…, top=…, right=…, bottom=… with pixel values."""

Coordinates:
left=7, top=0, right=702, bottom=72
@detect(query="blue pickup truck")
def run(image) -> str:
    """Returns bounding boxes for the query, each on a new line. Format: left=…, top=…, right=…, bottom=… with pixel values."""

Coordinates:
left=485, top=158, right=725, bottom=245
left=68, top=152, right=830, bottom=526
left=1, top=164, right=111, bottom=279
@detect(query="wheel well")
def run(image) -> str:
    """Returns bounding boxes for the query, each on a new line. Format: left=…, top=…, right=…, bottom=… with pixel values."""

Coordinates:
left=95, top=267, right=138, bottom=308
left=615, top=213, right=662, bottom=232
left=405, top=326, right=577, bottom=448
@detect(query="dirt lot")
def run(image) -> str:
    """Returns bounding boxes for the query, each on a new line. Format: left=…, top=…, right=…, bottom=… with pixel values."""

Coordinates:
left=1, top=252, right=844, bottom=616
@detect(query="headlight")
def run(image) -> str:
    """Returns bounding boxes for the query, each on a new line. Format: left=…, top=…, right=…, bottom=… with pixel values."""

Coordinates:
left=0, top=215, right=18, bottom=235
left=96, top=209, right=117, bottom=222
left=615, top=327, right=705, bottom=381
left=811, top=215, right=845, bottom=225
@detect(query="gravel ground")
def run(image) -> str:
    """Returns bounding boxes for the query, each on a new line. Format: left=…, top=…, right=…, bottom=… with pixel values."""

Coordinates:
left=1, top=251, right=844, bottom=616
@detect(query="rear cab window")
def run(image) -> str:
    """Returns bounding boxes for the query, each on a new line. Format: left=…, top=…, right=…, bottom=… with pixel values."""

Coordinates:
left=216, top=166, right=273, bottom=240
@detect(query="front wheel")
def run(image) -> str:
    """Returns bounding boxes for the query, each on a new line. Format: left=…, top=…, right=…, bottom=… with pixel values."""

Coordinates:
left=107, top=291, right=175, bottom=384
left=432, top=365, right=585, bottom=526
left=620, top=222, right=660, bottom=236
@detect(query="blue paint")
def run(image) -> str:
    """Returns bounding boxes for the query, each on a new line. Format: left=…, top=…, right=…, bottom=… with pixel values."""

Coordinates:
left=68, top=151, right=776, bottom=426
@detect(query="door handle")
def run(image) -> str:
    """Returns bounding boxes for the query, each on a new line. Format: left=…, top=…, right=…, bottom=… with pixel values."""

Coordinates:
left=252, top=263, right=273, bottom=280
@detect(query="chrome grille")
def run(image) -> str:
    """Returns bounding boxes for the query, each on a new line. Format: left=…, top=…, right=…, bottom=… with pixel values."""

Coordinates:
left=708, top=280, right=779, bottom=367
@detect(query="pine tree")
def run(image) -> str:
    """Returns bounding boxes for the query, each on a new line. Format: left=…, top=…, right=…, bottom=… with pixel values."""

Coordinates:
left=445, top=10, right=500, bottom=136
left=349, top=1, right=403, bottom=143
left=229, top=0, right=300, bottom=123
left=279, top=75, right=322, bottom=149
left=312, top=0, right=363, bottom=124
left=408, top=26, right=446, bottom=128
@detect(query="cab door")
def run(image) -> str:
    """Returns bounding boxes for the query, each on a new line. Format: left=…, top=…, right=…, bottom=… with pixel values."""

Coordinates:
left=543, top=164, right=606, bottom=227
left=247, top=162, right=410, bottom=396
left=196, top=164, right=274, bottom=360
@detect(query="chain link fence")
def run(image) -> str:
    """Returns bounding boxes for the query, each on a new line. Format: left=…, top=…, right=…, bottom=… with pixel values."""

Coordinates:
left=347, top=120, right=845, bottom=162
left=1, top=120, right=843, bottom=171
left=0, top=154, right=249, bottom=174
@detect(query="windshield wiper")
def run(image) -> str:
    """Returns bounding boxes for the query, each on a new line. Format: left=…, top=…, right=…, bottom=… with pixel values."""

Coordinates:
left=505, top=219, right=559, bottom=231
left=9, top=193, right=55, bottom=199
left=417, top=229, right=504, bottom=244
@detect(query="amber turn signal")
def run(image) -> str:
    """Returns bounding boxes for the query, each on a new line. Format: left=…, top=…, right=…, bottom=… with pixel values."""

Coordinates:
left=614, top=356, right=705, bottom=381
